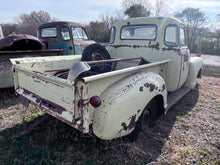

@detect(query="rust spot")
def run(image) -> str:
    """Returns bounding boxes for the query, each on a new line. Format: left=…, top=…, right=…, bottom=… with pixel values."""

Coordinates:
left=15, top=60, right=20, bottom=64
left=148, top=42, right=160, bottom=50
left=121, top=115, right=136, bottom=131
left=31, top=63, right=36, bottom=67
left=109, top=43, right=160, bottom=50
left=21, top=89, right=66, bottom=114
left=144, top=83, right=156, bottom=92
left=161, top=84, right=165, bottom=92
left=109, top=44, right=147, bottom=49
left=78, top=99, right=89, bottom=108
left=162, top=47, right=180, bottom=53
left=40, top=99, right=66, bottom=114
left=139, top=86, right=144, bottom=92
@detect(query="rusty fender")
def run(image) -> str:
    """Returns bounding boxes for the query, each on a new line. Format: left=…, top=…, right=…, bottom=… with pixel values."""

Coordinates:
left=92, top=72, right=167, bottom=140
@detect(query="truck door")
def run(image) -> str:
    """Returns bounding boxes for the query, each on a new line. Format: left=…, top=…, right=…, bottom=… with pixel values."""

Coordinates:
left=72, top=27, right=89, bottom=54
left=60, top=26, right=74, bottom=55
left=178, top=26, right=190, bottom=88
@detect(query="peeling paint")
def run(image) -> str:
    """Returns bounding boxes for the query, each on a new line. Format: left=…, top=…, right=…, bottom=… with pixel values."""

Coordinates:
left=78, top=99, right=89, bottom=108
left=121, top=115, right=136, bottom=131
left=139, top=86, right=144, bottom=91
left=22, top=88, right=67, bottom=114
left=162, top=47, right=180, bottom=52
left=109, top=42, right=160, bottom=51
left=148, top=42, right=160, bottom=50
left=161, top=84, right=166, bottom=92
left=144, top=82, right=156, bottom=92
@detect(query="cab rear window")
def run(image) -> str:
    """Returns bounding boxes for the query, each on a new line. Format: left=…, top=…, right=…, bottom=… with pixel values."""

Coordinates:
left=121, top=25, right=156, bottom=40
left=41, top=27, right=57, bottom=37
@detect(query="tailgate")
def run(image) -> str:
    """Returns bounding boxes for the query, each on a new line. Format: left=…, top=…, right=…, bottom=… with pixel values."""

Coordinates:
left=13, top=65, right=75, bottom=120
left=11, top=56, right=86, bottom=131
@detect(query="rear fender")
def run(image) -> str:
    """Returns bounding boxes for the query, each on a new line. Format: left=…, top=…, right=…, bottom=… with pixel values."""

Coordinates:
left=185, top=57, right=203, bottom=89
left=92, top=72, right=167, bottom=140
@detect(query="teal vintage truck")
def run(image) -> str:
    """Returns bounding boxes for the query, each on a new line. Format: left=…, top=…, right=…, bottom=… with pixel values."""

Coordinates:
left=38, top=21, right=95, bottom=55
left=12, top=17, right=203, bottom=140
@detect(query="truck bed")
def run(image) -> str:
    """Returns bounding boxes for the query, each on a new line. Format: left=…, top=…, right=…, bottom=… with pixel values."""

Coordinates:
left=11, top=55, right=170, bottom=133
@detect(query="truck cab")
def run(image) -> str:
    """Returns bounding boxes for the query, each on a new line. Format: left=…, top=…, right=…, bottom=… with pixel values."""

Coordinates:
left=38, top=21, right=95, bottom=55
left=107, top=17, right=200, bottom=92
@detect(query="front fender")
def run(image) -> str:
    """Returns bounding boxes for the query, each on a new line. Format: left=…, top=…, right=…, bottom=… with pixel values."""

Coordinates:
left=185, top=57, right=203, bottom=89
left=92, top=72, right=167, bottom=140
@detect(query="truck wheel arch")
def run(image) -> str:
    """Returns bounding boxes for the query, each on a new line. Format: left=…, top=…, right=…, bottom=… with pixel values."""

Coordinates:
left=185, top=57, right=203, bottom=89
left=127, top=95, right=164, bottom=141
left=92, top=72, right=167, bottom=140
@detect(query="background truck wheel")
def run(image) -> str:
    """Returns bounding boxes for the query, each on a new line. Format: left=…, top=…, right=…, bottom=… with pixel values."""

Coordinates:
left=82, top=43, right=112, bottom=73
left=127, top=99, right=158, bottom=141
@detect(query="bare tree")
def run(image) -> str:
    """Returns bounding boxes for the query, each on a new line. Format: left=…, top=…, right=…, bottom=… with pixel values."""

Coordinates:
left=175, top=7, right=206, bottom=49
left=1, top=23, right=18, bottom=36
left=154, top=0, right=170, bottom=16
left=99, top=13, right=119, bottom=33
left=86, top=13, right=120, bottom=42
left=86, top=21, right=107, bottom=42
left=14, top=11, right=57, bottom=36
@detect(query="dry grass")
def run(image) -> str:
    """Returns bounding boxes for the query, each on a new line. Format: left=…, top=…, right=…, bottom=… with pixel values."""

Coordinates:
left=0, top=76, right=219, bottom=165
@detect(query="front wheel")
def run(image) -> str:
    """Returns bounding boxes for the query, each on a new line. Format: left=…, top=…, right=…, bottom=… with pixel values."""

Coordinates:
left=127, top=99, right=158, bottom=141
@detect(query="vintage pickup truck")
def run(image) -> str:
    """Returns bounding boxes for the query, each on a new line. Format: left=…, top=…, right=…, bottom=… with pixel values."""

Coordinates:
left=12, top=17, right=203, bottom=140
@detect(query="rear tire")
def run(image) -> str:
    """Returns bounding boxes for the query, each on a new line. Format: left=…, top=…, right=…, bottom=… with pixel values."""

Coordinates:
left=127, top=99, right=158, bottom=141
left=82, top=43, right=112, bottom=73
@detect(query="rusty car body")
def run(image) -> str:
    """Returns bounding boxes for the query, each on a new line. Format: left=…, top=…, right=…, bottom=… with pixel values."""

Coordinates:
left=0, top=34, right=62, bottom=88
left=12, top=17, right=203, bottom=140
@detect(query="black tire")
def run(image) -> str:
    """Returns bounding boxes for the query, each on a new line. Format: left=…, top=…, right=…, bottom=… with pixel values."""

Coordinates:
left=127, top=99, right=158, bottom=141
left=82, top=43, right=112, bottom=73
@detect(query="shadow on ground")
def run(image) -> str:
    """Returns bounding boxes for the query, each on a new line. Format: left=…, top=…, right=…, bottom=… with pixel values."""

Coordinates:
left=0, top=88, right=19, bottom=109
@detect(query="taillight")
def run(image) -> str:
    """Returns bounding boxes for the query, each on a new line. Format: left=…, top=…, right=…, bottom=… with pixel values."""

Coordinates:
left=90, top=96, right=101, bottom=108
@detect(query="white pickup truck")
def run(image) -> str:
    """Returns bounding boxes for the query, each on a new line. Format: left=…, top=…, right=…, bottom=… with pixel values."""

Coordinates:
left=12, top=17, right=203, bottom=140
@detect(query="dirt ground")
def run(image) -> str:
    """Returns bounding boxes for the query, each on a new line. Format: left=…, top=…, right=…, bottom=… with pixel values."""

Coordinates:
left=0, top=76, right=219, bottom=165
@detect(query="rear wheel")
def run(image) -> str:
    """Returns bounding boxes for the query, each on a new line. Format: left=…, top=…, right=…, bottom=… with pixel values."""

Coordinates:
left=127, top=99, right=158, bottom=141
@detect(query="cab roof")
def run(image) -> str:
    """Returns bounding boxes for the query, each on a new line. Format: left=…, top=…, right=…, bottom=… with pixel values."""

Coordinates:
left=38, top=21, right=84, bottom=29
left=113, top=17, right=184, bottom=27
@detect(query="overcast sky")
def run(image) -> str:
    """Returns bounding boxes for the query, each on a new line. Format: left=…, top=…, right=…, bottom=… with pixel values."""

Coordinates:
left=0, top=0, right=219, bottom=25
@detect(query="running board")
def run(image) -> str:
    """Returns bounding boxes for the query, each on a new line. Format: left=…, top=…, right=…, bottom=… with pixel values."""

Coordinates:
left=167, top=87, right=191, bottom=110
